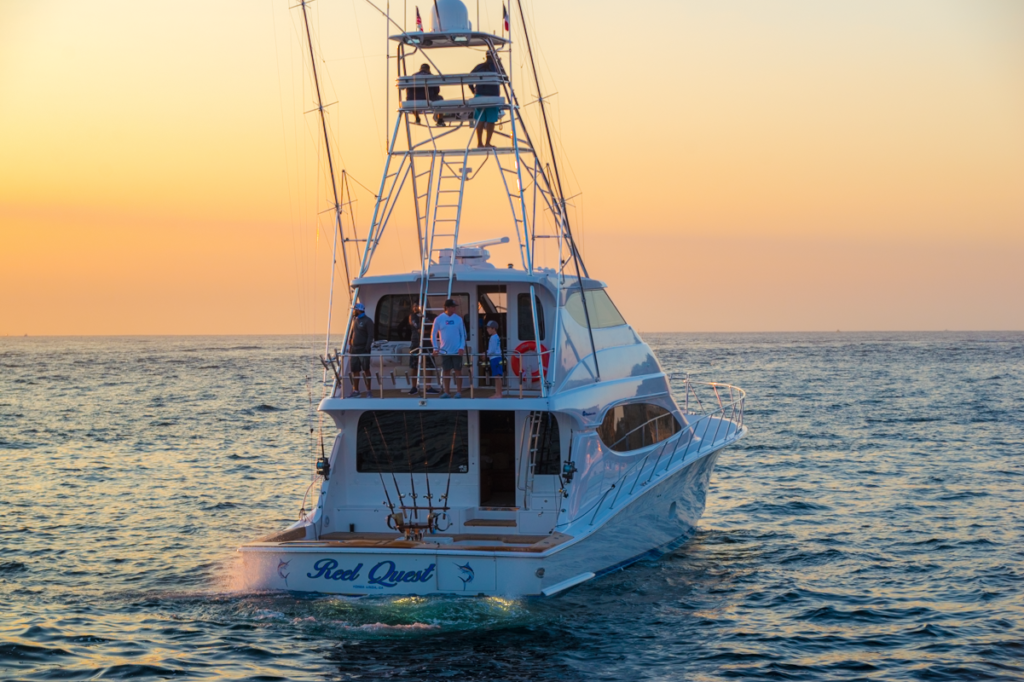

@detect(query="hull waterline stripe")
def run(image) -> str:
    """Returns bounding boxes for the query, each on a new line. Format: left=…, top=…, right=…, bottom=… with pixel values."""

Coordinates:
left=541, top=572, right=596, bottom=597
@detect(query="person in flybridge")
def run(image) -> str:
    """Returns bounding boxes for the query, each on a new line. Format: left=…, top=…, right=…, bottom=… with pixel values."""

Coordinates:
left=469, top=52, right=505, bottom=148
left=405, top=63, right=442, bottom=125
left=431, top=298, right=467, bottom=398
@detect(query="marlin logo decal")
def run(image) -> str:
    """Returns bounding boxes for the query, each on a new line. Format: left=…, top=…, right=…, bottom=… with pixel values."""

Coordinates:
left=456, top=562, right=474, bottom=589
left=277, top=559, right=291, bottom=585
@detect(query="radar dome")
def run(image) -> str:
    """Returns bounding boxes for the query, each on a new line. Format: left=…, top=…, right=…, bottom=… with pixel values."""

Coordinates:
left=431, top=0, right=472, bottom=32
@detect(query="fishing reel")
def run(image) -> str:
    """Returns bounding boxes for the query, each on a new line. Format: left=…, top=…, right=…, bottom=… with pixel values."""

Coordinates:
left=315, top=456, right=330, bottom=480
left=562, top=460, right=577, bottom=483
left=387, top=510, right=452, bottom=539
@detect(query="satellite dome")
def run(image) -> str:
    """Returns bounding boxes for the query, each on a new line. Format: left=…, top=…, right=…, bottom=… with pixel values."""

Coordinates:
left=431, top=0, right=472, bottom=32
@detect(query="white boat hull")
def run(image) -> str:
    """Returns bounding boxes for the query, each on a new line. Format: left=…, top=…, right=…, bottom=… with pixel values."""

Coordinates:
left=236, top=446, right=723, bottom=597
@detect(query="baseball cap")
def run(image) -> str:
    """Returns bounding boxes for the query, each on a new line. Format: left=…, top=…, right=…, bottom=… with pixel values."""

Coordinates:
left=443, top=298, right=457, bottom=308
left=353, top=303, right=365, bottom=311
left=486, top=320, right=499, bottom=329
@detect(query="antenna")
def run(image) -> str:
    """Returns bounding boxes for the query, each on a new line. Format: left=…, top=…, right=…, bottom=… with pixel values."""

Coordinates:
left=299, top=0, right=352, bottom=358
left=514, top=0, right=600, bottom=381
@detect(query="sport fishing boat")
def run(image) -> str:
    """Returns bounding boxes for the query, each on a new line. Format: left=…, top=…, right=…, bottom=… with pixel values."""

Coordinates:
left=237, top=0, right=746, bottom=596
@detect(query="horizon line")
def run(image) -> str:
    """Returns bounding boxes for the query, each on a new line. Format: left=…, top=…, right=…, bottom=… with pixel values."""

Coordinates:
left=3, top=330, right=1023, bottom=338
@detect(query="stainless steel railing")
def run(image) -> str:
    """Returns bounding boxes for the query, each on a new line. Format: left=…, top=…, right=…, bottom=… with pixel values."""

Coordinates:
left=319, top=349, right=552, bottom=400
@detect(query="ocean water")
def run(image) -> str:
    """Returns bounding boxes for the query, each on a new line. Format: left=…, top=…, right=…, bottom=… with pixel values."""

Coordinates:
left=2, top=332, right=1023, bottom=681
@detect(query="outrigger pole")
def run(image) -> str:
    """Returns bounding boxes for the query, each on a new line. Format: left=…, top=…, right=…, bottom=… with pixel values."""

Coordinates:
left=299, top=0, right=352, bottom=357
left=514, top=0, right=600, bottom=381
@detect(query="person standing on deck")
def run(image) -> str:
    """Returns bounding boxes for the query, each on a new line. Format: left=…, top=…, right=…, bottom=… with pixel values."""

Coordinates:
left=432, top=298, right=466, bottom=398
left=348, top=303, right=374, bottom=398
left=408, top=302, right=439, bottom=395
left=486, top=320, right=504, bottom=398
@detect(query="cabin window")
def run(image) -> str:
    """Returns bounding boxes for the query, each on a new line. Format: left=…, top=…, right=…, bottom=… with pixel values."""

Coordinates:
left=517, top=293, right=546, bottom=341
left=375, top=294, right=416, bottom=342
left=533, top=412, right=561, bottom=475
left=356, top=411, right=469, bottom=474
left=375, top=294, right=470, bottom=342
left=565, top=289, right=626, bottom=329
left=597, top=403, right=679, bottom=452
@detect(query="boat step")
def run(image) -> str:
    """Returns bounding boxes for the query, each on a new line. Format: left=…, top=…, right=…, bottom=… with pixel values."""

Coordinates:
left=464, top=519, right=517, bottom=527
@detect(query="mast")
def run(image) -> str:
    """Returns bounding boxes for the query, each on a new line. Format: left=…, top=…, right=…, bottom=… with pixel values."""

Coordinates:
left=299, top=0, right=351, bottom=356
left=514, top=0, right=600, bottom=381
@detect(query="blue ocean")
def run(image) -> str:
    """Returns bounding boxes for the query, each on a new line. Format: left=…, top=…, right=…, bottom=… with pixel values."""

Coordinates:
left=2, top=332, right=1022, bottom=681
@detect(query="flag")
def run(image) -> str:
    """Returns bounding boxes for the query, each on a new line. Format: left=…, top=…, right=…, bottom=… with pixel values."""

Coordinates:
left=416, top=6, right=423, bottom=31
left=502, top=3, right=510, bottom=32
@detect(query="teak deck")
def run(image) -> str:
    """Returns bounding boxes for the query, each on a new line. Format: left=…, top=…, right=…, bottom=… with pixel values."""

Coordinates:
left=247, top=530, right=573, bottom=554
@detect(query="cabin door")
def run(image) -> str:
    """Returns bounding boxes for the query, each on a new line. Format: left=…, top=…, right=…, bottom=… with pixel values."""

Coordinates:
left=478, top=410, right=516, bottom=507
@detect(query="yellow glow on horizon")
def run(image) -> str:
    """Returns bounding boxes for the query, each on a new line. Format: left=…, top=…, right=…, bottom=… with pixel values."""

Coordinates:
left=2, top=0, right=1023, bottom=334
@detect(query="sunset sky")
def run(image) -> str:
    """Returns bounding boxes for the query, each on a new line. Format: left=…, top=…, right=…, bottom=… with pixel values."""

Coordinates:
left=2, top=0, right=1022, bottom=335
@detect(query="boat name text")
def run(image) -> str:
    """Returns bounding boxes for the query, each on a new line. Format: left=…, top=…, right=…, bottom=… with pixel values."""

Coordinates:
left=306, top=558, right=436, bottom=587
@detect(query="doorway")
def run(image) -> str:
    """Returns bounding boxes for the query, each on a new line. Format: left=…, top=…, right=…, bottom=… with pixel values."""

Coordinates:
left=479, top=411, right=516, bottom=507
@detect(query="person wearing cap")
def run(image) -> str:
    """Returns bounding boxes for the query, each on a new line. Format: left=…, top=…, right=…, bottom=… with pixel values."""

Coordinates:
left=485, top=319, right=504, bottom=398
left=431, top=298, right=467, bottom=398
left=348, top=303, right=374, bottom=398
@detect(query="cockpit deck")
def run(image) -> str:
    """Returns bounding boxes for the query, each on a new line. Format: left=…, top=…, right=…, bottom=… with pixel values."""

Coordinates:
left=246, top=530, right=572, bottom=554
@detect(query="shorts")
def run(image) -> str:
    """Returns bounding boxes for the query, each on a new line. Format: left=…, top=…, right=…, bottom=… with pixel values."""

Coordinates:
left=350, top=355, right=370, bottom=373
left=441, top=355, right=463, bottom=371
left=473, top=106, right=502, bottom=124
left=489, top=357, right=504, bottom=377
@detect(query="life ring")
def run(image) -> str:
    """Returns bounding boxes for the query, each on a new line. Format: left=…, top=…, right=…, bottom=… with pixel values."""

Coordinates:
left=510, top=341, right=550, bottom=381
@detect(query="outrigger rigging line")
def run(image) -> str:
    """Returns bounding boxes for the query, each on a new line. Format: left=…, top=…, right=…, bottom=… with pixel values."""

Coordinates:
left=513, top=0, right=600, bottom=381
left=299, top=0, right=353, bottom=358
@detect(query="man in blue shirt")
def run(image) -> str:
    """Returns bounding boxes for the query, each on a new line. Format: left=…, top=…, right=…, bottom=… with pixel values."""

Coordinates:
left=431, top=298, right=467, bottom=398
left=348, top=303, right=374, bottom=398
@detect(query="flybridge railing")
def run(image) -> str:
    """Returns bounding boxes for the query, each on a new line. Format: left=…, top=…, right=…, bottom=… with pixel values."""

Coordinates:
left=319, top=349, right=551, bottom=400
left=578, top=380, right=746, bottom=528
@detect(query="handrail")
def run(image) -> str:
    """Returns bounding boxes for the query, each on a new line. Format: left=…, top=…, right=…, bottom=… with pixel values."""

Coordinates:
left=319, top=349, right=551, bottom=399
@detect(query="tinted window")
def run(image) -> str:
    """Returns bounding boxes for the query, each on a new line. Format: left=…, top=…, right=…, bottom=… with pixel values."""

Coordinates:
left=375, top=294, right=470, bottom=342
left=375, top=294, right=416, bottom=342
left=533, top=412, right=561, bottom=475
left=598, top=403, right=679, bottom=452
left=517, top=293, right=546, bottom=341
left=357, top=411, right=468, bottom=474
left=565, top=289, right=626, bottom=329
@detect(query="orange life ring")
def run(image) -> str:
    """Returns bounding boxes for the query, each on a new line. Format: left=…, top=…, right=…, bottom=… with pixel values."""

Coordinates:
left=510, top=341, right=550, bottom=381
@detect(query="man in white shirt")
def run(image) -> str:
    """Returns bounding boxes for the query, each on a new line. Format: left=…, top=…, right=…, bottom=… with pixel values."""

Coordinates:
left=431, top=298, right=467, bottom=398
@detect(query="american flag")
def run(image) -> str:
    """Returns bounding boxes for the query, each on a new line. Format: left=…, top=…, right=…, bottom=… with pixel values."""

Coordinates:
left=502, top=3, right=509, bottom=32
left=416, top=6, right=423, bottom=31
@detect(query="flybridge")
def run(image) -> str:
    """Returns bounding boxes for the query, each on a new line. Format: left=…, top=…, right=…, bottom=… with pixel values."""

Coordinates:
left=295, top=0, right=601, bottom=385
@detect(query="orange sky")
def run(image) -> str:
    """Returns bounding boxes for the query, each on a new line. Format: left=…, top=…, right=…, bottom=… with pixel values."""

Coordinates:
left=2, top=0, right=1022, bottom=334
